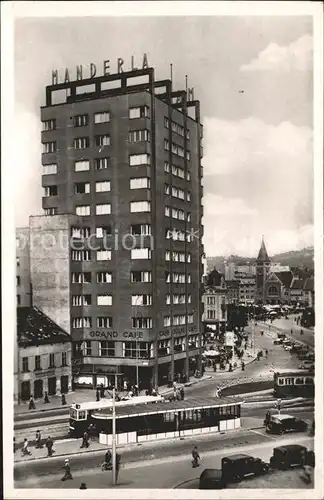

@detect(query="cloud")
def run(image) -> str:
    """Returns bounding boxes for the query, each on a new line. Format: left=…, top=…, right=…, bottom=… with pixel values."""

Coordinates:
left=201, top=116, right=313, bottom=256
left=240, top=34, right=312, bottom=72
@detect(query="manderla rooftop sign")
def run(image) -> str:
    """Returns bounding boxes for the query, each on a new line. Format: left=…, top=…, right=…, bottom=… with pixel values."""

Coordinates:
left=51, top=54, right=150, bottom=85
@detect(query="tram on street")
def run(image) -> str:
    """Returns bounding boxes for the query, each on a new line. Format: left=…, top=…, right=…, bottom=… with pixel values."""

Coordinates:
left=69, top=394, right=164, bottom=437
left=86, top=397, right=242, bottom=445
left=273, top=369, right=314, bottom=398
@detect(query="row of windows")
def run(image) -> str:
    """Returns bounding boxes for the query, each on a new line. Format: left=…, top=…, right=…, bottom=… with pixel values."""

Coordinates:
left=71, top=224, right=152, bottom=239
left=164, top=184, right=191, bottom=201
left=277, top=376, right=314, bottom=386
left=44, top=107, right=150, bottom=132
left=165, top=251, right=191, bottom=263
left=75, top=203, right=151, bottom=216
left=165, top=206, right=191, bottom=221
left=72, top=272, right=112, bottom=283
left=70, top=271, right=193, bottom=286
left=164, top=162, right=191, bottom=181
left=43, top=112, right=111, bottom=131
left=82, top=340, right=154, bottom=358
left=164, top=117, right=190, bottom=139
left=164, top=315, right=194, bottom=326
left=164, top=140, right=190, bottom=160
left=158, top=334, right=199, bottom=353
left=72, top=294, right=112, bottom=306
left=166, top=272, right=192, bottom=284
left=22, top=353, right=67, bottom=372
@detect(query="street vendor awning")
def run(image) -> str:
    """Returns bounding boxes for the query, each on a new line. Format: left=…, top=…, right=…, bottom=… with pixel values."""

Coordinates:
left=203, top=350, right=220, bottom=357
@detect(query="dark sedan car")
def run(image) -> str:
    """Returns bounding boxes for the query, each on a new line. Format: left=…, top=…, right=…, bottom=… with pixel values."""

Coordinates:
left=266, top=414, right=308, bottom=435
left=221, top=453, right=269, bottom=482
left=270, top=444, right=308, bottom=470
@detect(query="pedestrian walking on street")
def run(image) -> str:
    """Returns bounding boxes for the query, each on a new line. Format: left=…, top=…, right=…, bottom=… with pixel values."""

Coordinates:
left=265, top=349, right=268, bottom=358
left=96, top=389, right=100, bottom=402
left=180, top=387, right=185, bottom=400
left=44, top=391, right=50, bottom=404
left=35, top=430, right=43, bottom=449
left=61, top=393, right=67, bottom=405
left=115, top=452, right=121, bottom=483
left=46, top=436, right=54, bottom=457
left=61, top=459, right=73, bottom=481
left=191, top=446, right=200, bottom=468
left=241, top=361, right=245, bottom=371
left=80, top=430, right=90, bottom=448
left=21, top=438, right=32, bottom=456
left=29, top=395, right=35, bottom=410
left=100, top=383, right=105, bottom=398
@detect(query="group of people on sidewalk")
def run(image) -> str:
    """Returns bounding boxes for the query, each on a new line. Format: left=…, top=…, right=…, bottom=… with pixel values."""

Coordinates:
left=27, top=392, right=67, bottom=410
left=18, top=432, right=55, bottom=457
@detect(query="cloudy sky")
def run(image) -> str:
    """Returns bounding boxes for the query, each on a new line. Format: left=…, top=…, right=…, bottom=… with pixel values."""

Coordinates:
left=14, top=9, right=314, bottom=257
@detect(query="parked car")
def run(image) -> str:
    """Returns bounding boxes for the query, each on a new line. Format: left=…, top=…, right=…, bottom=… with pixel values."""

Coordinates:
left=273, top=339, right=283, bottom=345
left=266, top=414, right=308, bottom=435
left=269, top=444, right=308, bottom=470
left=221, top=454, right=269, bottom=482
left=199, top=469, right=225, bottom=489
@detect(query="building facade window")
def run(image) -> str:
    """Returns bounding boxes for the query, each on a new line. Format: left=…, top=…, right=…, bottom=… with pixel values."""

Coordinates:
left=95, top=134, right=110, bottom=147
left=96, top=249, right=111, bottom=261
left=35, top=355, right=41, bottom=371
left=72, top=317, right=92, bottom=328
left=129, top=106, right=150, bottom=119
left=128, top=129, right=150, bottom=143
left=43, top=141, right=57, bottom=153
left=75, top=160, right=90, bottom=172
left=76, top=205, right=90, bottom=216
left=97, top=271, right=112, bottom=283
left=164, top=316, right=171, bottom=327
left=22, top=357, right=29, bottom=372
left=187, top=314, right=194, bottom=324
left=62, top=352, right=67, bottom=366
left=129, top=154, right=150, bottom=166
left=71, top=272, right=91, bottom=284
left=130, top=177, right=150, bottom=190
left=131, top=294, right=152, bottom=306
left=122, top=341, right=152, bottom=359
left=71, top=227, right=91, bottom=239
left=130, top=201, right=151, bottom=213
left=207, top=310, right=216, bottom=320
left=130, top=224, right=151, bottom=235
left=83, top=341, right=92, bottom=356
left=72, top=294, right=92, bottom=306
left=131, top=248, right=151, bottom=259
left=94, top=111, right=110, bottom=123
left=131, top=317, right=152, bottom=328
left=44, top=208, right=58, bottom=215
left=95, top=157, right=111, bottom=170
left=74, top=114, right=89, bottom=127
left=97, top=317, right=113, bottom=328
left=99, top=341, right=115, bottom=356
left=44, top=186, right=58, bottom=197
left=49, top=353, right=55, bottom=368
left=74, top=137, right=89, bottom=149
left=43, top=119, right=56, bottom=131
left=131, top=271, right=152, bottom=283
left=71, top=250, right=91, bottom=261
left=96, top=204, right=111, bottom=215
left=96, top=181, right=111, bottom=192
left=96, top=226, right=112, bottom=237
left=74, top=182, right=90, bottom=194
left=43, top=163, right=57, bottom=175
left=97, top=295, right=112, bottom=306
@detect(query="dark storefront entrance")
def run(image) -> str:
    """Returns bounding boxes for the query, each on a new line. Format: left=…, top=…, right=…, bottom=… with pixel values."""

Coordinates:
left=48, top=377, right=57, bottom=396
left=61, top=375, right=69, bottom=394
left=33, top=379, right=43, bottom=399
left=21, top=381, right=31, bottom=401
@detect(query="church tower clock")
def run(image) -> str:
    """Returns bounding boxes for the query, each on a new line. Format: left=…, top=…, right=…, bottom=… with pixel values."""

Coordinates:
left=256, top=236, right=271, bottom=303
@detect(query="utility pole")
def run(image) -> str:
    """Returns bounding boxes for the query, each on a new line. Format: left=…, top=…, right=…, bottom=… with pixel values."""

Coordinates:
left=112, top=385, right=116, bottom=486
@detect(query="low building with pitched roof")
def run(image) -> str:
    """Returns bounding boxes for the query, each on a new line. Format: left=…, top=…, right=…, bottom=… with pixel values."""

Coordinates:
left=16, top=306, right=72, bottom=402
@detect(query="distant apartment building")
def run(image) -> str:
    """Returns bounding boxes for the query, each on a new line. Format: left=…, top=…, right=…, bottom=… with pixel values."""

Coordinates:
left=225, top=280, right=240, bottom=304
left=238, top=276, right=256, bottom=305
left=202, top=269, right=227, bottom=334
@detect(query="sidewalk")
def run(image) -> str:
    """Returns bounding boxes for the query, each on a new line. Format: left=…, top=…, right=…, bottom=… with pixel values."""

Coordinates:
left=14, top=374, right=213, bottom=417
left=14, top=416, right=265, bottom=464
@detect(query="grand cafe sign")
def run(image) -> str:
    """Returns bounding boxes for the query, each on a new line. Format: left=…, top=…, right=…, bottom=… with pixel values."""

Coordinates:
left=51, top=54, right=149, bottom=85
